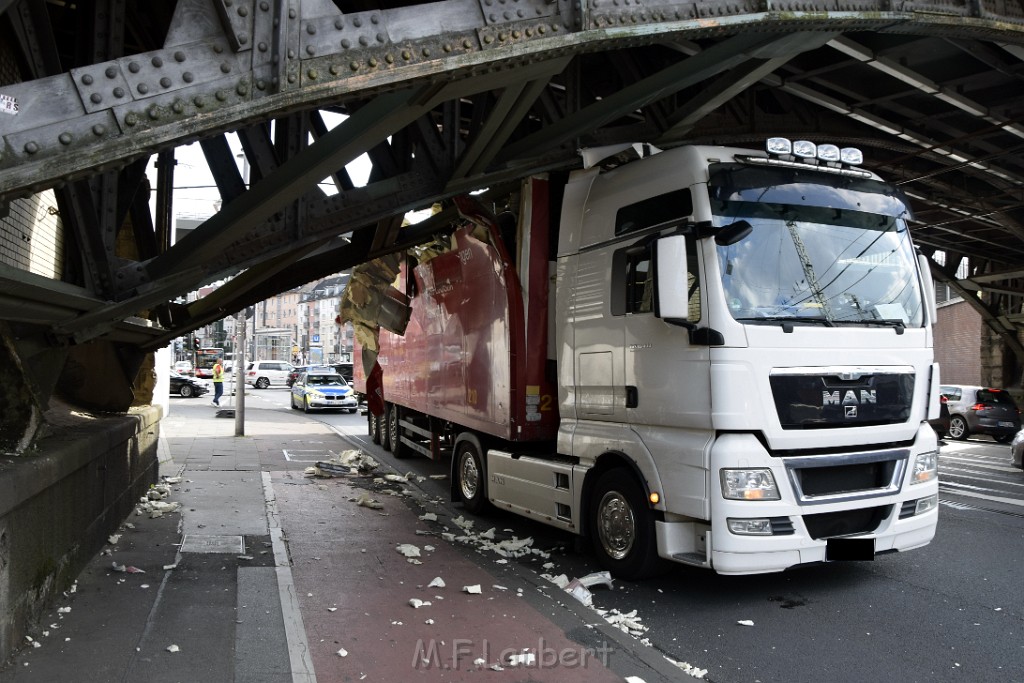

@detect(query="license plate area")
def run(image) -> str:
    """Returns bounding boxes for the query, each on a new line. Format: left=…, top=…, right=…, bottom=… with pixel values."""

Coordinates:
left=999, top=421, right=1014, bottom=427
left=826, top=537, right=875, bottom=561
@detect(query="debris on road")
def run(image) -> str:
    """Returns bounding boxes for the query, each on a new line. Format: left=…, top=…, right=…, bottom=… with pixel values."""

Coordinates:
left=665, top=656, right=708, bottom=679
left=428, top=576, right=445, bottom=588
left=737, top=619, right=755, bottom=627
left=353, top=493, right=384, bottom=509
left=408, top=598, right=431, bottom=609
left=166, top=644, right=180, bottom=653
left=396, top=543, right=421, bottom=558
left=462, top=584, right=482, bottom=594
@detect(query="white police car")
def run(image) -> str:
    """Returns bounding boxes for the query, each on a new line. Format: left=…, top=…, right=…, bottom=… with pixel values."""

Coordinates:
left=290, top=372, right=359, bottom=413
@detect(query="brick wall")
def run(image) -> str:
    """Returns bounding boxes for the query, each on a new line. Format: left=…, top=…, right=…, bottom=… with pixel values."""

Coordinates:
left=934, top=298, right=982, bottom=385
left=0, top=27, right=64, bottom=279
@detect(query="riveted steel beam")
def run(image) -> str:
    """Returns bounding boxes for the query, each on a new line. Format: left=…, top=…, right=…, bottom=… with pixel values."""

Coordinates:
left=497, top=32, right=823, bottom=163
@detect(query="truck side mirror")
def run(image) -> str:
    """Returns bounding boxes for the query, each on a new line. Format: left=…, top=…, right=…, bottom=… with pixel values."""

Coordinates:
left=918, top=253, right=938, bottom=324
left=655, top=234, right=690, bottom=322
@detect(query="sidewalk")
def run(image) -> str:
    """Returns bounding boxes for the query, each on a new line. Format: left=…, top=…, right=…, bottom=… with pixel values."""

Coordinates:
left=0, top=396, right=678, bottom=683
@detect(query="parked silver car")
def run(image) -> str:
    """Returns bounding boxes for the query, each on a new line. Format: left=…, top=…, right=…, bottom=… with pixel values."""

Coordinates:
left=940, top=385, right=1021, bottom=443
left=1009, top=430, right=1024, bottom=469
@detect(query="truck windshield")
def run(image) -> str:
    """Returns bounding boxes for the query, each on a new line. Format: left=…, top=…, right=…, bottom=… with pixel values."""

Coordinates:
left=709, top=164, right=923, bottom=328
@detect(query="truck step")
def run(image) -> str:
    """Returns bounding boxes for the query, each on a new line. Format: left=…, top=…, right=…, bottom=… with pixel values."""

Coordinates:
left=671, top=552, right=711, bottom=568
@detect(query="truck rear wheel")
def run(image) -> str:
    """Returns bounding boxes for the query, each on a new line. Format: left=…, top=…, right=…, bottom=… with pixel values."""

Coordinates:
left=456, top=441, right=487, bottom=513
left=368, top=411, right=381, bottom=444
left=590, top=468, right=660, bottom=580
left=387, top=405, right=409, bottom=459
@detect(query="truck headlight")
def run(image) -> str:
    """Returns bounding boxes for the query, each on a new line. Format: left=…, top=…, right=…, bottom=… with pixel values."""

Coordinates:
left=911, top=451, right=938, bottom=484
left=721, top=469, right=780, bottom=501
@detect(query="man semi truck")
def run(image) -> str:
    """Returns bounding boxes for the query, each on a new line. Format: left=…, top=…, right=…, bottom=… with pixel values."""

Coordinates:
left=352, top=139, right=940, bottom=578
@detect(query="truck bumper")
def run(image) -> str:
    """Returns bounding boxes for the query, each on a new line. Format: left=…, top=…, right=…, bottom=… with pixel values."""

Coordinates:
left=706, top=503, right=937, bottom=575
left=660, top=428, right=940, bottom=575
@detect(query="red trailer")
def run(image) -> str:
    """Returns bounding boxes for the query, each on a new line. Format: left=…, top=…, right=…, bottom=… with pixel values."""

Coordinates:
left=354, top=180, right=559, bottom=460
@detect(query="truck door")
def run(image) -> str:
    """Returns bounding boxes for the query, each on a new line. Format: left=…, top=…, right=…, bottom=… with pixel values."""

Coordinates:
left=618, top=235, right=713, bottom=520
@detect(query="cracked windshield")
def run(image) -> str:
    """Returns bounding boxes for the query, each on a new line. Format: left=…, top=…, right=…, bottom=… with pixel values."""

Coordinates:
left=714, top=198, right=923, bottom=328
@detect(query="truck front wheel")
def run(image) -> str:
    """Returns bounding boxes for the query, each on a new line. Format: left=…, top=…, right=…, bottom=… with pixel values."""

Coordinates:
left=590, top=468, right=660, bottom=580
left=456, top=441, right=487, bottom=513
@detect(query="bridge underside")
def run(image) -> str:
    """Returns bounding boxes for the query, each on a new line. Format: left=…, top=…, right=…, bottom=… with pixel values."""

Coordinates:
left=0, top=0, right=1022, bottom=437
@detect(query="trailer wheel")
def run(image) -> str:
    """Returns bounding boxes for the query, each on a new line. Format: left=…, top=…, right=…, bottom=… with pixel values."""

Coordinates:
left=387, top=405, right=410, bottom=459
left=368, top=411, right=381, bottom=444
left=589, top=468, right=660, bottom=580
left=379, top=405, right=392, bottom=451
left=456, top=441, right=487, bottom=513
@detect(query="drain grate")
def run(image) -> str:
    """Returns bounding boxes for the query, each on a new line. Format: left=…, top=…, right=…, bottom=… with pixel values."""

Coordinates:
left=179, top=534, right=245, bottom=554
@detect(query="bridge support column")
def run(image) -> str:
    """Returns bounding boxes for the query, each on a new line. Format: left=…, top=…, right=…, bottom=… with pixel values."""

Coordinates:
left=0, top=404, right=161, bottom=663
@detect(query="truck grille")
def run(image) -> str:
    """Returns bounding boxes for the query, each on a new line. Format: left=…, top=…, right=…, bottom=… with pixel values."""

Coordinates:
left=785, top=449, right=908, bottom=505
left=770, top=371, right=914, bottom=429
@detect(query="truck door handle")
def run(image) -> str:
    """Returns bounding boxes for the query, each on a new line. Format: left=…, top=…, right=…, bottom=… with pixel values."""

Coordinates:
left=626, top=386, right=639, bottom=409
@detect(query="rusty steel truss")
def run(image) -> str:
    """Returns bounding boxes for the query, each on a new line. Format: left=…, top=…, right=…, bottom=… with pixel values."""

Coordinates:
left=0, top=0, right=1023, bottom=420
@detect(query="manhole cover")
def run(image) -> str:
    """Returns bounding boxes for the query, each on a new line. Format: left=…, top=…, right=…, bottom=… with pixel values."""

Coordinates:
left=180, top=535, right=245, bottom=554
left=283, top=449, right=335, bottom=462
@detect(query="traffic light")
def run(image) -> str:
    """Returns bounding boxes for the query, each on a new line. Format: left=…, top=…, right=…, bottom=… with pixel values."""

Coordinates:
left=193, top=337, right=200, bottom=351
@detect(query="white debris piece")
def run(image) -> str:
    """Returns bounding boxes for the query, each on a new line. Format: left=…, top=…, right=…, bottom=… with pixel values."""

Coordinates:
left=540, top=573, right=570, bottom=589
left=462, top=584, right=483, bottom=594
left=507, top=652, right=536, bottom=667
left=429, top=474, right=447, bottom=480
left=564, top=580, right=594, bottom=607
left=665, top=656, right=708, bottom=679
left=425, top=619, right=435, bottom=625
left=396, top=544, right=422, bottom=558
left=625, top=677, right=646, bottom=683
left=337, top=648, right=349, bottom=657
left=604, top=609, right=648, bottom=636
left=355, top=493, right=384, bottom=510
left=419, top=513, right=438, bottom=522
left=737, top=620, right=755, bottom=627
left=474, top=657, right=486, bottom=667
left=108, top=534, right=121, bottom=545
left=408, top=599, right=432, bottom=609
left=384, top=474, right=408, bottom=483
left=162, top=476, right=183, bottom=484
left=576, top=571, right=614, bottom=590
left=166, top=644, right=180, bottom=653
left=337, top=450, right=380, bottom=473
left=452, top=515, right=475, bottom=531
left=407, top=559, right=423, bottom=565
left=423, top=545, right=435, bottom=552
left=542, top=562, right=555, bottom=570
left=328, top=607, right=338, bottom=612
left=479, top=527, right=496, bottom=540
left=428, top=577, right=446, bottom=588
left=57, top=607, right=71, bottom=614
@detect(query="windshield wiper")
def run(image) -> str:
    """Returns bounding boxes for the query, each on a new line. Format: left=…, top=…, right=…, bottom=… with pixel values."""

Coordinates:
left=735, top=316, right=834, bottom=328
left=832, top=318, right=906, bottom=333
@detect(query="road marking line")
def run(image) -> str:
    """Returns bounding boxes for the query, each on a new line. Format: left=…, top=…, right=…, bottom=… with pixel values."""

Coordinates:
left=938, top=481, right=1024, bottom=508
left=262, top=471, right=317, bottom=683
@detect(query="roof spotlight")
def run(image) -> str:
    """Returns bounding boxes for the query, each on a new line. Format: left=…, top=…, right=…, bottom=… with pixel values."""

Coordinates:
left=792, top=140, right=817, bottom=158
left=817, top=144, right=840, bottom=162
left=766, top=137, right=792, bottom=155
left=840, top=147, right=864, bottom=165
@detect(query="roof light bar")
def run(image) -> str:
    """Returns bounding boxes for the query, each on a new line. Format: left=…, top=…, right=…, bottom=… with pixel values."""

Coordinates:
left=817, top=144, right=840, bottom=162
left=840, top=147, right=863, bottom=165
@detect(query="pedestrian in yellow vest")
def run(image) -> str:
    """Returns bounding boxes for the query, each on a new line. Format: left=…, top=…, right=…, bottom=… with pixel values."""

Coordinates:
left=211, top=357, right=225, bottom=407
